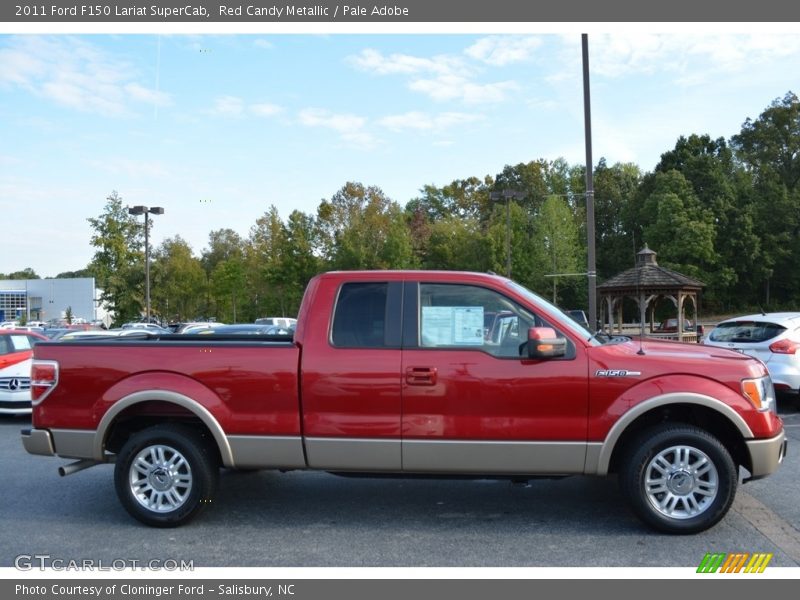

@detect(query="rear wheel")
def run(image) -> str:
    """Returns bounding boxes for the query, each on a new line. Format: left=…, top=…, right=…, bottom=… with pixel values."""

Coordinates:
left=619, top=424, right=737, bottom=534
left=114, top=424, right=219, bottom=527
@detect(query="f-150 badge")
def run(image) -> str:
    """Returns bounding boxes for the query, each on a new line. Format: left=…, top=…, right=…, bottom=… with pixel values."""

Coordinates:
left=595, top=369, right=642, bottom=377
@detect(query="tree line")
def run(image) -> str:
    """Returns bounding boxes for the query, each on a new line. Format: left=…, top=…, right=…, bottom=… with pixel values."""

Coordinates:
left=8, top=92, right=799, bottom=325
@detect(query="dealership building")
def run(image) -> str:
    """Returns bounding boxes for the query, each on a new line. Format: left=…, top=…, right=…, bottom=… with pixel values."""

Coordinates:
left=0, top=278, right=111, bottom=325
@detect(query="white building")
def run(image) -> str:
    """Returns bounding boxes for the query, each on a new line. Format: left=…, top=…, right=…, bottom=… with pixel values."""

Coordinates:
left=0, top=278, right=111, bottom=326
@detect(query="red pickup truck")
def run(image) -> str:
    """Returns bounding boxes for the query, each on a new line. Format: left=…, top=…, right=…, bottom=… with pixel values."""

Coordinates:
left=22, top=271, right=786, bottom=533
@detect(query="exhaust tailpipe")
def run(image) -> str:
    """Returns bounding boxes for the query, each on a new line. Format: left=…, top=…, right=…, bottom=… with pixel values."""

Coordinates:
left=58, top=459, right=99, bottom=477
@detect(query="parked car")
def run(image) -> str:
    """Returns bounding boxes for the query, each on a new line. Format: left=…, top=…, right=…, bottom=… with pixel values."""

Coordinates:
left=0, top=329, right=47, bottom=415
left=121, top=322, right=171, bottom=334
left=704, top=312, right=800, bottom=395
left=254, top=316, right=297, bottom=329
left=195, top=324, right=292, bottom=336
left=176, top=322, right=227, bottom=334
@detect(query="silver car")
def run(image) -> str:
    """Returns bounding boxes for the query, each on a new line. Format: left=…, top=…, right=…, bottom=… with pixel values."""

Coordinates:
left=704, top=312, right=800, bottom=394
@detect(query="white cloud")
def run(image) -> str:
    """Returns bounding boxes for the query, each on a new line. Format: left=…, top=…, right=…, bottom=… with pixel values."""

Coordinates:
left=0, top=36, right=170, bottom=117
left=348, top=46, right=517, bottom=105
left=465, top=36, right=543, bottom=66
left=298, top=108, right=375, bottom=148
left=253, top=39, right=274, bottom=50
left=212, top=95, right=245, bottom=116
left=409, top=76, right=518, bottom=104
left=561, top=33, right=800, bottom=81
left=210, top=96, right=283, bottom=118
left=250, top=102, right=283, bottom=117
left=379, top=111, right=481, bottom=133
left=124, top=83, right=171, bottom=106
left=348, top=48, right=461, bottom=76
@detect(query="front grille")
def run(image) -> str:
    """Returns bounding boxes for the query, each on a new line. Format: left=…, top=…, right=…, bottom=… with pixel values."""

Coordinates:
left=0, top=400, right=31, bottom=409
left=0, top=377, right=31, bottom=391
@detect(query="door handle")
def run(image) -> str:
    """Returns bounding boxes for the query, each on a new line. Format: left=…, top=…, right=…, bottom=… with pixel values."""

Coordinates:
left=405, top=366, right=438, bottom=386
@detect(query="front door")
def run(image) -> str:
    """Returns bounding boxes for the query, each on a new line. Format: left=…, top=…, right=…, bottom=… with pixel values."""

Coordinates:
left=401, top=282, right=589, bottom=475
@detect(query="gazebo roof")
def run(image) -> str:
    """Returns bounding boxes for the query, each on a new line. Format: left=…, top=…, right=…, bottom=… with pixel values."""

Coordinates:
left=597, top=245, right=705, bottom=294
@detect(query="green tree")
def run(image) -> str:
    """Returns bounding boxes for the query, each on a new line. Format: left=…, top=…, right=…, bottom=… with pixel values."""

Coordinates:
left=247, top=206, right=290, bottom=318
left=0, top=268, right=40, bottom=279
left=316, top=182, right=415, bottom=270
left=87, top=191, right=143, bottom=325
left=202, top=229, right=246, bottom=322
left=536, top=196, right=582, bottom=305
left=640, top=171, right=718, bottom=283
left=732, top=92, right=800, bottom=305
left=55, top=268, right=92, bottom=279
left=151, top=236, right=207, bottom=322
left=424, top=216, right=493, bottom=272
left=592, top=160, right=642, bottom=279
left=654, top=135, right=746, bottom=309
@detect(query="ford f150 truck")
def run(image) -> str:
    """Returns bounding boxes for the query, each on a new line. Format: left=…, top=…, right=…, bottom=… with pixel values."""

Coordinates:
left=22, top=271, right=787, bottom=533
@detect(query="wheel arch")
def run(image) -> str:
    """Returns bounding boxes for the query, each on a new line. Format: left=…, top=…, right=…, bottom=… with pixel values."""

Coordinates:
left=93, top=390, right=234, bottom=467
left=591, top=393, right=753, bottom=476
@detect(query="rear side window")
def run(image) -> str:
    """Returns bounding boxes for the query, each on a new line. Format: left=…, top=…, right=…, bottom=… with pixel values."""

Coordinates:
left=0, top=335, right=33, bottom=355
left=709, top=321, right=786, bottom=343
left=332, top=283, right=389, bottom=348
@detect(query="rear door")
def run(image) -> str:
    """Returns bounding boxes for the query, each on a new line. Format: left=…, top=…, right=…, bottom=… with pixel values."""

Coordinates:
left=300, top=279, right=404, bottom=470
left=400, top=281, right=589, bottom=475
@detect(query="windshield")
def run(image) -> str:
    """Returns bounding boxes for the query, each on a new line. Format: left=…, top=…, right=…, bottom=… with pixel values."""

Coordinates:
left=708, top=321, right=786, bottom=343
left=505, top=280, right=601, bottom=347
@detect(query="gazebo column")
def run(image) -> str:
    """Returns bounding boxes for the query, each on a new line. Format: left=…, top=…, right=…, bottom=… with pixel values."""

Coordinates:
left=677, top=292, right=685, bottom=341
left=649, top=300, right=656, bottom=333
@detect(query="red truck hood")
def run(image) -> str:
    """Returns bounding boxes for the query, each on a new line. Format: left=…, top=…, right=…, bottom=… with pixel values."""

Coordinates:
left=589, top=337, right=767, bottom=380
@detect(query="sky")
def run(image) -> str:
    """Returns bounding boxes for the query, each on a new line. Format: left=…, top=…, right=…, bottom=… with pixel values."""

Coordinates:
left=1, top=30, right=800, bottom=277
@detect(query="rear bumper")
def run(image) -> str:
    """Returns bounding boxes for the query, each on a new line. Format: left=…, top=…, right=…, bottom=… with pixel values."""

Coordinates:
left=745, top=431, right=787, bottom=481
left=21, top=428, right=55, bottom=456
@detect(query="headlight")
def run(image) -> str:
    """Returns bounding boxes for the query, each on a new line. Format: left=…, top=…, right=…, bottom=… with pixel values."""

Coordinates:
left=741, top=375, right=776, bottom=413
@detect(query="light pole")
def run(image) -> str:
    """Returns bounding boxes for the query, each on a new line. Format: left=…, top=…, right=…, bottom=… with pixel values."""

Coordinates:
left=582, top=33, right=598, bottom=331
left=490, top=190, right=525, bottom=278
left=128, top=205, right=165, bottom=322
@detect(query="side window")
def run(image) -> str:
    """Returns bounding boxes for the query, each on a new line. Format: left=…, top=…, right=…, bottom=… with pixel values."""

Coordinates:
left=332, top=283, right=389, bottom=348
left=419, top=284, right=569, bottom=358
left=11, top=335, right=33, bottom=351
left=0, top=336, right=10, bottom=356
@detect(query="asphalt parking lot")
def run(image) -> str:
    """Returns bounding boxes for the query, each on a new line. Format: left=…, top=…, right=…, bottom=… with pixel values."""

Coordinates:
left=1, top=401, right=800, bottom=569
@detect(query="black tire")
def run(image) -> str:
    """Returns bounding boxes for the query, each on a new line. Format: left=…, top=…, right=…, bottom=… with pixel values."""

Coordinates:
left=114, top=424, right=219, bottom=527
left=619, top=424, right=737, bottom=534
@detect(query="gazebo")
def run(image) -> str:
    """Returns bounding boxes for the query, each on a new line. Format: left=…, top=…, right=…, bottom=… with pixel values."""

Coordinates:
left=597, top=245, right=706, bottom=343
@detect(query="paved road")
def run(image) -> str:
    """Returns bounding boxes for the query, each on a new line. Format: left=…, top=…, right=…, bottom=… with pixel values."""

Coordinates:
left=1, top=401, right=799, bottom=569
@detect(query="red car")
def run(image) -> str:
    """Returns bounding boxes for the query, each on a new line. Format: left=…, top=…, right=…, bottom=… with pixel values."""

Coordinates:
left=22, top=271, right=785, bottom=533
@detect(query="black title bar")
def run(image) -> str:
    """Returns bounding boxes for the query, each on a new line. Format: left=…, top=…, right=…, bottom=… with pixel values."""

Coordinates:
left=4, top=0, right=800, bottom=23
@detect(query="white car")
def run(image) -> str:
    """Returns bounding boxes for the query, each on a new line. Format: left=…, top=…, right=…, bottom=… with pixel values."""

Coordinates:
left=0, top=330, right=47, bottom=415
left=704, top=312, right=800, bottom=395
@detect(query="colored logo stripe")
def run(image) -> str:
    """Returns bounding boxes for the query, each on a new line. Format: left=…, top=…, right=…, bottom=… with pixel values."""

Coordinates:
left=697, top=552, right=773, bottom=573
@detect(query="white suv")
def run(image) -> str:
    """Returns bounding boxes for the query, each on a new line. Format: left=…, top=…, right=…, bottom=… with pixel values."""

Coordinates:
left=704, top=312, right=800, bottom=395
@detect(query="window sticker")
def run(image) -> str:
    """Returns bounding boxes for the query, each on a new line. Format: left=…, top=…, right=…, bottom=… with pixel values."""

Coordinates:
left=422, top=306, right=484, bottom=346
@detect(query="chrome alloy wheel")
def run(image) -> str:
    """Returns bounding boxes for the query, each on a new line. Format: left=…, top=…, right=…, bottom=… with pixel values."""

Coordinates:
left=129, top=444, right=193, bottom=513
left=644, top=445, right=719, bottom=519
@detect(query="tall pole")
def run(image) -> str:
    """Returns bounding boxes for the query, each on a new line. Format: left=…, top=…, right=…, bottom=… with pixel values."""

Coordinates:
left=144, top=210, right=151, bottom=322
left=505, top=198, right=511, bottom=278
left=129, top=205, right=163, bottom=323
left=582, top=34, right=597, bottom=331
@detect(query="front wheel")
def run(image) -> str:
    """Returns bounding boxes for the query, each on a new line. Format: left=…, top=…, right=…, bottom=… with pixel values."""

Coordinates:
left=619, top=424, right=737, bottom=534
left=114, top=424, right=219, bottom=527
